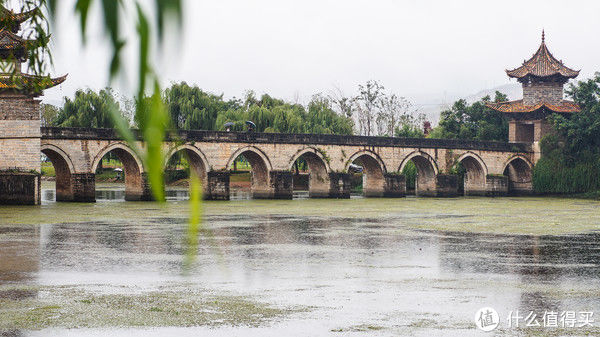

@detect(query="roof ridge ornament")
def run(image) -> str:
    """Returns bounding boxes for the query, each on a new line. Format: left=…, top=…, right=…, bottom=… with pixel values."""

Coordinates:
left=542, top=29, right=545, bottom=43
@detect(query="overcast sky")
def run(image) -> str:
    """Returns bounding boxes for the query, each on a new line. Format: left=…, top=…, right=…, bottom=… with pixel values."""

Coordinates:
left=43, top=0, right=600, bottom=113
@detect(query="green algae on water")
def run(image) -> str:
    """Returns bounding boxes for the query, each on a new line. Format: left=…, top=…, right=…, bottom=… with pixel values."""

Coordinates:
left=0, top=285, right=306, bottom=330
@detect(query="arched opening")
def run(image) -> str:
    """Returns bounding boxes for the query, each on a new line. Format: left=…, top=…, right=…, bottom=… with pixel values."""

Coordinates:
left=164, top=146, right=208, bottom=200
left=400, top=153, right=437, bottom=196
left=93, top=144, right=145, bottom=201
left=41, top=147, right=74, bottom=202
left=503, top=157, right=533, bottom=195
left=290, top=150, right=330, bottom=198
left=348, top=152, right=386, bottom=197
left=456, top=155, right=487, bottom=196
left=228, top=147, right=271, bottom=199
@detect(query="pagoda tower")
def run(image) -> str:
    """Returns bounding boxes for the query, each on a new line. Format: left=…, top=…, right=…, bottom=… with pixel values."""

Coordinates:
left=487, top=31, right=579, bottom=160
left=0, top=6, right=66, bottom=205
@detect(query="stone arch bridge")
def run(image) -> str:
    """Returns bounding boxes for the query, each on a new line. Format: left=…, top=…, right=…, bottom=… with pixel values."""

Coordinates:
left=35, top=127, right=533, bottom=203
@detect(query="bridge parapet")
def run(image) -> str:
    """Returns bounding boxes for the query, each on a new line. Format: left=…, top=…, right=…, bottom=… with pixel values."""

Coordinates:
left=41, top=127, right=532, bottom=153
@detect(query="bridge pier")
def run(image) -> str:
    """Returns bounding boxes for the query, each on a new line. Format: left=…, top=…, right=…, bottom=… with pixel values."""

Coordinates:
left=485, top=175, right=508, bottom=197
left=417, top=174, right=460, bottom=197
left=415, top=175, right=436, bottom=197
left=71, top=174, right=96, bottom=202
left=384, top=173, right=406, bottom=198
left=361, top=173, right=406, bottom=198
left=269, top=170, right=293, bottom=199
left=327, top=172, right=351, bottom=198
left=204, top=171, right=230, bottom=200
left=124, top=173, right=154, bottom=201
left=56, top=173, right=95, bottom=202
left=434, top=174, right=459, bottom=197
left=464, top=178, right=487, bottom=196
left=250, top=170, right=293, bottom=199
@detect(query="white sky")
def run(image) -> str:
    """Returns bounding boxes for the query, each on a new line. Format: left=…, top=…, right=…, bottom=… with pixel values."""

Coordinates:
left=42, top=0, right=600, bottom=112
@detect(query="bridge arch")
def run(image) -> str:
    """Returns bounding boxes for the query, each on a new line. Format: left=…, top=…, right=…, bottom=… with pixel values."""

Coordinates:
left=41, top=144, right=76, bottom=201
left=164, top=144, right=210, bottom=183
left=92, top=143, right=146, bottom=201
left=399, top=151, right=439, bottom=196
left=288, top=147, right=331, bottom=198
left=456, top=152, right=488, bottom=196
left=227, top=146, right=273, bottom=198
left=503, top=155, right=533, bottom=195
left=346, top=150, right=387, bottom=197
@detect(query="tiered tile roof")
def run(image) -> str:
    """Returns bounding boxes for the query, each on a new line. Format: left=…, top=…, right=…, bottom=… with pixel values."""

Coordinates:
left=0, top=73, right=66, bottom=90
left=506, top=31, right=579, bottom=81
left=486, top=99, right=579, bottom=114
left=0, top=6, right=66, bottom=95
left=488, top=31, right=580, bottom=115
left=0, top=6, right=37, bottom=32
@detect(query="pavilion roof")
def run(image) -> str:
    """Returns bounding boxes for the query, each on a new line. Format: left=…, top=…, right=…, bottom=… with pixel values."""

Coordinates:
left=0, top=6, right=36, bottom=25
left=0, top=73, right=67, bottom=95
left=506, top=31, right=579, bottom=80
left=0, top=28, right=36, bottom=51
left=486, top=99, right=580, bottom=114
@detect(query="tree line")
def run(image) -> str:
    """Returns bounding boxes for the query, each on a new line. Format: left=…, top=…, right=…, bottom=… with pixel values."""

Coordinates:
left=43, top=81, right=426, bottom=137
left=532, top=73, right=600, bottom=196
left=42, top=76, right=600, bottom=197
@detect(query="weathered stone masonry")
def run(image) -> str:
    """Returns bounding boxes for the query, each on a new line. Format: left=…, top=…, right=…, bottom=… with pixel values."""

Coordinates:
left=0, top=94, right=43, bottom=205
left=26, top=127, right=534, bottom=203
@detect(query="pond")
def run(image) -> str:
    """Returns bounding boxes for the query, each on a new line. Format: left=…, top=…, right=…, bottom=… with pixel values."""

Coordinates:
left=1, top=183, right=599, bottom=336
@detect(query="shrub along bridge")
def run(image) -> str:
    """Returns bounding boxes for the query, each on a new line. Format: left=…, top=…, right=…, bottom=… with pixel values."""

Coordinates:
left=30, top=127, right=534, bottom=203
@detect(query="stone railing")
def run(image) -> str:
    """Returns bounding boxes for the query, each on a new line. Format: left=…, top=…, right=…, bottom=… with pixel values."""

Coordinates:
left=41, top=127, right=532, bottom=153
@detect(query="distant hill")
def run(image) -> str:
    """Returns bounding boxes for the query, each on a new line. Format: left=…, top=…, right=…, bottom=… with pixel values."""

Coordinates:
left=420, top=83, right=521, bottom=125
left=462, top=83, right=521, bottom=104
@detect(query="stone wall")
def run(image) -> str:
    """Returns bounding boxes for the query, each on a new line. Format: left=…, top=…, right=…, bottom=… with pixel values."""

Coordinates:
left=0, top=172, right=40, bottom=205
left=522, top=81, right=564, bottom=105
left=0, top=106, right=41, bottom=171
left=0, top=94, right=42, bottom=205
left=0, top=93, right=42, bottom=120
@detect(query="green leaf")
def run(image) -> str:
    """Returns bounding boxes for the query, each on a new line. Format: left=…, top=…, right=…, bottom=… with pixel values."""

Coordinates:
left=155, top=0, right=183, bottom=42
left=142, top=81, right=168, bottom=202
left=183, top=170, right=202, bottom=270
left=74, top=0, right=92, bottom=43
left=136, top=2, right=149, bottom=97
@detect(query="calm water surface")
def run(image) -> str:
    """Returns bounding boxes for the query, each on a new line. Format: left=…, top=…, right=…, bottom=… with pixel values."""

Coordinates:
left=1, top=183, right=600, bottom=336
